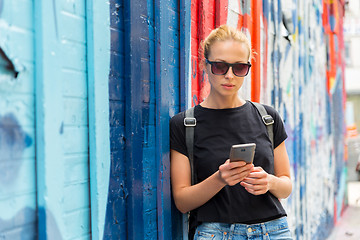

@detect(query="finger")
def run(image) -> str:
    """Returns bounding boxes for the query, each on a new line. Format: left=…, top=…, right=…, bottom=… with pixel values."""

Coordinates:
left=241, top=181, right=263, bottom=189
left=228, top=170, right=251, bottom=182
left=226, top=169, right=253, bottom=184
left=243, top=177, right=268, bottom=185
left=228, top=161, right=247, bottom=168
left=227, top=175, right=250, bottom=186
left=241, top=183, right=267, bottom=195
left=247, top=172, right=266, bottom=179
left=246, top=183, right=266, bottom=191
left=250, top=166, right=264, bottom=172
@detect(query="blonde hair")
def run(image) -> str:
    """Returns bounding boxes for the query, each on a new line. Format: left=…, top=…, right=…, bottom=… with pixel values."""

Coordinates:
left=203, top=25, right=252, bottom=61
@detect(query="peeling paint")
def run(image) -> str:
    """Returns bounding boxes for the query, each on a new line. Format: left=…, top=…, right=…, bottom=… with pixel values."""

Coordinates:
left=0, top=48, right=19, bottom=79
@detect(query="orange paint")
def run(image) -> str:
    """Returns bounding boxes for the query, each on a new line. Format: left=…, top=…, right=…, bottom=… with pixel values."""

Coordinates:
left=251, top=0, right=261, bottom=102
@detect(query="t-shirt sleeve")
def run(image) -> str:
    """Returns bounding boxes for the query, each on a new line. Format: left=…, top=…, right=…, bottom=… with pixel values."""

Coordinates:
left=263, top=105, right=288, bottom=149
left=169, top=111, right=188, bottom=157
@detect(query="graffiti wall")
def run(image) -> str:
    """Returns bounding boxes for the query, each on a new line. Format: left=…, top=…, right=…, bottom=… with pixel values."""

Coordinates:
left=0, top=0, right=346, bottom=239
left=189, top=0, right=347, bottom=240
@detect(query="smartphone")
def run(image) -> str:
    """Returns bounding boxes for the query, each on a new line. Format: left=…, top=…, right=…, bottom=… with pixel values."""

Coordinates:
left=229, top=143, right=256, bottom=163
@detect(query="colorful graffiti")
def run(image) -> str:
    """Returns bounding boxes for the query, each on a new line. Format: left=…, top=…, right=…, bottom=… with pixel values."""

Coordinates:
left=0, top=0, right=347, bottom=239
left=189, top=1, right=346, bottom=239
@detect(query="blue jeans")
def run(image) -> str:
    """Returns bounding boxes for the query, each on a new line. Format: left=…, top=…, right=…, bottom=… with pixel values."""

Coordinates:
left=194, top=217, right=292, bottom=240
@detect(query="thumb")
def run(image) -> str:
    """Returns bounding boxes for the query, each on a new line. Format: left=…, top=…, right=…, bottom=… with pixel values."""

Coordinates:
left=219, top=159, right=230, bottom=171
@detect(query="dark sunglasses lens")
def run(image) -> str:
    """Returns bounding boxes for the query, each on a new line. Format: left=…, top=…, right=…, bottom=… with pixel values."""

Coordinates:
left=211, top=62, right=229, bottom=75
left=233, top=64, right=250, bottom=76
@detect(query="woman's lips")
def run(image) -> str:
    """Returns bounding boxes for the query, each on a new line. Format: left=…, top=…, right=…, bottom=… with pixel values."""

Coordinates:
left=222, top=84, right=235, bottom=89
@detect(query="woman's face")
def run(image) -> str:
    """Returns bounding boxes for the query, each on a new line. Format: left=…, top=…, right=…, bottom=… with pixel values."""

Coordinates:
left=205, top=40, right=250, bottom=98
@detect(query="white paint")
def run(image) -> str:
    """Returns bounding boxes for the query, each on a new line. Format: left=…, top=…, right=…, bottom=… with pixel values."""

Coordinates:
left=346, top=68, right=360, bottom=94
left=348, top=181, right=360, bottom=207
left=227, top=0, right=240, bottom=28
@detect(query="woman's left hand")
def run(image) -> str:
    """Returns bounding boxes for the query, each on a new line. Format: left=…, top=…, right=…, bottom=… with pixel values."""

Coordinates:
left=240, top=167, right=272, bottom=195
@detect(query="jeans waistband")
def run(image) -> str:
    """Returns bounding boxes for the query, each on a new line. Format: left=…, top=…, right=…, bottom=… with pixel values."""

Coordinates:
left=199, top=217, right=289, bottom=236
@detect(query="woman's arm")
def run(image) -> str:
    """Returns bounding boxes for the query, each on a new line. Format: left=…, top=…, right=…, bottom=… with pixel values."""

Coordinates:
left=240, top=141, right=292, bottom=198
left=171, top=149, right=253, bottom=213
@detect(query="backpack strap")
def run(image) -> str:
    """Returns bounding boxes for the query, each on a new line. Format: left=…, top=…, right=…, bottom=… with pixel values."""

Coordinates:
left=184, top=107, right=196, bottom=185
left=250, top=101, right=274, bottom=149
left=184, top=107, right=199, bottom=240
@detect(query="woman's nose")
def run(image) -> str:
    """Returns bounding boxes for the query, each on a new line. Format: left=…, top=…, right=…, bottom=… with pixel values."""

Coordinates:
left=225, top=67, right=235, bottom=78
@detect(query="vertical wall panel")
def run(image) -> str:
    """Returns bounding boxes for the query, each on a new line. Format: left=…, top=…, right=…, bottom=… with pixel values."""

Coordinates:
left=155, top=0, right=181, bottom=239
left=0, top=0, right=37, bottom=238
left=86, top=0, right=111, bottom=238
left=197, top=0, right=215, bottom=102
left=105, top=0, right=126, bottom=239
left=35, top=0, right=92, bottom=238
left=190, top=0, right=200, bottom=106
left=59, top=0, right=91, bottom=238
left=35, top=0, right=65, bottom=238
left=124, top=0, right=149, bottom=238
left=144, top=0, right=157, bottom=239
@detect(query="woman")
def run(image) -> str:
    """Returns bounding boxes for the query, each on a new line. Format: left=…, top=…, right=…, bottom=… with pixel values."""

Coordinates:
left=170, top=25, right=292, bottom=240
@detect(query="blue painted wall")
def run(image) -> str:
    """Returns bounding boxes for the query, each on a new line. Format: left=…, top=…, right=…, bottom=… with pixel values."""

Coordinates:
left=106, top=0, right=126, bottom=238
left=34, top=0, right=91, bottom=238
left=0, top=0, right=36, bottom=238
left=105, top=0, right=182, bottom=239
left=0, top=0, right=110, bottom=239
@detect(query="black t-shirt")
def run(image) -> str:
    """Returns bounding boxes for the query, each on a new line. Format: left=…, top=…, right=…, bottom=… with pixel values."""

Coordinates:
left=170, top=101, right=288, bottom=224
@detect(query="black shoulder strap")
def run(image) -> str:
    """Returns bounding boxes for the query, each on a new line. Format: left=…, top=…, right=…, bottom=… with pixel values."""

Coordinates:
left=184, top=107, right=198, bottom=240
left=250, top=101, right=274, bottom=149
left=184, top=107, right=196, bottom=185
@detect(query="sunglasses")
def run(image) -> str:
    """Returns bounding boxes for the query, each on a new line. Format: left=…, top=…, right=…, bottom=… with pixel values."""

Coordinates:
left=205, top=59, right=251, bottom=77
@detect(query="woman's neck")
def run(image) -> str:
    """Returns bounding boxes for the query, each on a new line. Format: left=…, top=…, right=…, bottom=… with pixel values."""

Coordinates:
left=200, top=94, right=245, bottom=109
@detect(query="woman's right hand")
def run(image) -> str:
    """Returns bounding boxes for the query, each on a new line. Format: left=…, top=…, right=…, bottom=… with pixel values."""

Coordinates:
left=218, top=159, right=253, bottom=186
left=171, top=150, right=253, bottom=213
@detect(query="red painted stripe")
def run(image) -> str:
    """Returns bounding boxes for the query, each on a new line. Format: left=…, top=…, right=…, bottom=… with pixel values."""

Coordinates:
left=198, top=0, right=215, bottom=102
left=191, top=0, right=200, bottom=106
left=215, top=0, right=228, bottom=27
left=251, top=0, right=261, bottom=102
